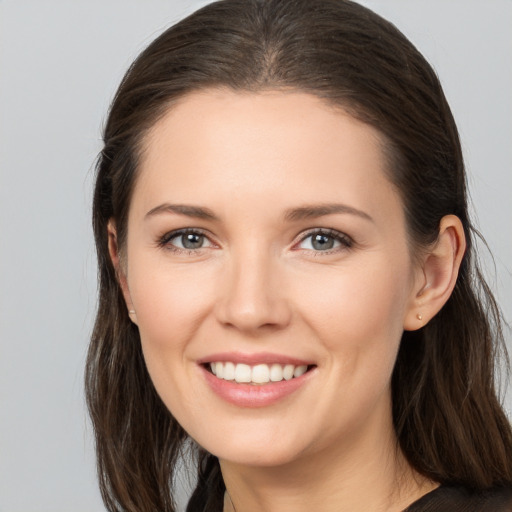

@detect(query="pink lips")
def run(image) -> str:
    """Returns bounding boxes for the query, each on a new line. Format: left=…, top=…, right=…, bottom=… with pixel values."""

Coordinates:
left=197, top=351, right=312, bottom=367
left=198, top=352, right=316, bottom=408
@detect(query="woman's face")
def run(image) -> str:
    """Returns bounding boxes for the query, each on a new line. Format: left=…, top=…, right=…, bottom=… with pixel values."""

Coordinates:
left=117, top=90, right=423, bottom=467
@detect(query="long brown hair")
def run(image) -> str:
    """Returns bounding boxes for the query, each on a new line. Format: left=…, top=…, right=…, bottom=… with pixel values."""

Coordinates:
left=86, top=1, right=512, bottom=510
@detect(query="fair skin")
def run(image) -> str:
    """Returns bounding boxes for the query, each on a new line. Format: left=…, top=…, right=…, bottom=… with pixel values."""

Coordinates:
left=108, top=89, right=465, bottom=512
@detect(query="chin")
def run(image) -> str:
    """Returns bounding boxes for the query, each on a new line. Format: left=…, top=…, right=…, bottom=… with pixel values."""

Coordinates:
left=192, top=425, right=313, bottom=469
left=215, top=445, right=304, bottom=468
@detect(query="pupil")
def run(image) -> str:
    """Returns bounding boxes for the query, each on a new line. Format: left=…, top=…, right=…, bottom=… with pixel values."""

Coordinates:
left=312, top=234, right=334, bottom=250
left=182, top=233, right=203, bottom=249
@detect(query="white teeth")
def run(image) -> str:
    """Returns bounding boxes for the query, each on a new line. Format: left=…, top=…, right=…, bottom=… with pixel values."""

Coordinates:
left=223, top=361, right=235, bottom=380
left=234, top=363, right=252, bottom=383
left=252, top=364, right=270, bottom=384
left=269, top=363, right=283, bottom=382
left=208, top=362, right=310, bottom=384
left=293, top=365, right=307, bottom=378
left=283, top=364, right=295, bottom=380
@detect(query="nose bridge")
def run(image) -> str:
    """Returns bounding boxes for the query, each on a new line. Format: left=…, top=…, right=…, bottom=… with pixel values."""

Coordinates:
left=216, top=241, right=290, bottom=332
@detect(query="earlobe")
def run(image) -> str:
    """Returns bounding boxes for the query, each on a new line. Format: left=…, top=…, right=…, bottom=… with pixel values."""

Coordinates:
left=404, top=215, right=466, bottom=331
left=107, top=219, right=138, bottom=324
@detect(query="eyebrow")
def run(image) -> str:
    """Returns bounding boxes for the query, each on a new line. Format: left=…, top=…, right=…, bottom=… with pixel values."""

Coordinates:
left=145, top=202, right=373, bottom=223
left=284, top=203, right=374, bottom=223
left=145, top=203, right=219, bottom=221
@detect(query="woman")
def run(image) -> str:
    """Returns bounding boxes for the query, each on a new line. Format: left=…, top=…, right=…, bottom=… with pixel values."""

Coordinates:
left=86, top=0, right=512, bottom=510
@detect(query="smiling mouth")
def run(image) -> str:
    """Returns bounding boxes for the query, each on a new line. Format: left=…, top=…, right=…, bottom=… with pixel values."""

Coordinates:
left=205, top=362, right=315, bottom=385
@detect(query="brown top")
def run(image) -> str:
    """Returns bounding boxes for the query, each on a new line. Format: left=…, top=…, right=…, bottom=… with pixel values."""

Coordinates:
left=404, top=485, right=512, bottom=512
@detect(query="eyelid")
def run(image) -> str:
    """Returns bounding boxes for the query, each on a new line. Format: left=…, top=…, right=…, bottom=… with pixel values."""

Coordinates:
left=156, top=227, right=353, bottom=254
left=293, top=228, right=353, bottom=252
left=157, top=227, right=217, bottom=252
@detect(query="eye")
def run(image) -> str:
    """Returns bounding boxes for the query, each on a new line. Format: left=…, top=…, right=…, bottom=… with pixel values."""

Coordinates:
left=159, top=229, right=213, bottom=251
left=297, top=229, right=352, bottom=252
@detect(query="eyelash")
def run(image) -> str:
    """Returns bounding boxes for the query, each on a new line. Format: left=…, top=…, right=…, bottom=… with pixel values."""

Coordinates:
left=156, top=228, right=353, bottom=255
left=296, top=228, right=353, bottom=255
left=157, top=228, right=212, bottom=255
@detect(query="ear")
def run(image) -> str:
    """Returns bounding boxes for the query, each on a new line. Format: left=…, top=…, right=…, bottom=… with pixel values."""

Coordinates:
left=404, top=215, right=466, bottom=331
left=107, top=219, right=138, bottom=324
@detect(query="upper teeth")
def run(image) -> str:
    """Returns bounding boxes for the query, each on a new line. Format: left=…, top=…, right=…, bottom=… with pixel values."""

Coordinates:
left=209, top=362, right=308, bottom=384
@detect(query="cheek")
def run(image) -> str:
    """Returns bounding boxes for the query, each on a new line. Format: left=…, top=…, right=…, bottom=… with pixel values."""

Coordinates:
left=303, top=258, right=409, bottom=324
left=296, top=257, right=411, bottom=371
left=290, top=260, right=410, bottom=437
left=127, top=263, right=216, bottom=425
left=127, top=259, right=216, bottom=362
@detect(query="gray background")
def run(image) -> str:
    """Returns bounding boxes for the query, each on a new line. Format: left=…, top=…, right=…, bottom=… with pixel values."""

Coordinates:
left=0, top=1, right=510, bottom=510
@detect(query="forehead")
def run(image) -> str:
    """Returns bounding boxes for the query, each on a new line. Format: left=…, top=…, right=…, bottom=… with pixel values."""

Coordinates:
left=133, top=89, right=402, bottom=224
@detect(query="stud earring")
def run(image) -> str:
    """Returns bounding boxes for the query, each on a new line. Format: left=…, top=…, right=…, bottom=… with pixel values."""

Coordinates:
left=128, top=310, right=136, bottom=314
left=416, top=313, right=423, bottom=321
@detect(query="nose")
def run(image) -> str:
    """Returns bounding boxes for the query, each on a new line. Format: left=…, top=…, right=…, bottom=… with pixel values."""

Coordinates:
left=214, top=247, right=292, bottom=334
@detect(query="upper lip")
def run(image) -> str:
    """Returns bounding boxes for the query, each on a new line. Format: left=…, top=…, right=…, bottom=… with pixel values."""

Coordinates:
left=197, top=351, right=314, bottom=366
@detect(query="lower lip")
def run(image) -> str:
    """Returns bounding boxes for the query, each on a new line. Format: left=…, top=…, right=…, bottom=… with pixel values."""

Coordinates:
left=201, top=365, right=315, bottom=408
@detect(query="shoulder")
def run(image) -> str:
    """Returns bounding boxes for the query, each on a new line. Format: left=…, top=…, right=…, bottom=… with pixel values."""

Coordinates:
left=404, top=485, right=512, bottom=512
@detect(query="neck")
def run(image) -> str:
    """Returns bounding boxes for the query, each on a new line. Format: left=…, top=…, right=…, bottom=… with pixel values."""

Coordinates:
left=220, top=411, right=436, bottom=512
